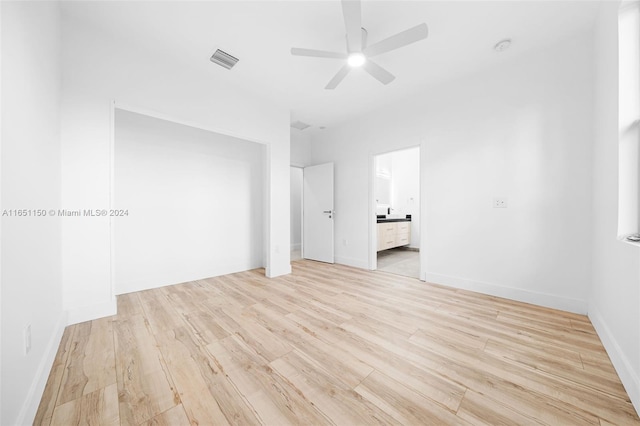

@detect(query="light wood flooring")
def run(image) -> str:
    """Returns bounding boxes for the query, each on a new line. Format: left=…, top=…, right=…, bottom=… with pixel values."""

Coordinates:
left=35, top=260, right=639, bottom=425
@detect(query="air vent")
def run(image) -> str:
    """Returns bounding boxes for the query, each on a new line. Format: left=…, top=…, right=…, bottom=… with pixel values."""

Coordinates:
left=210, top=49, right=239, bottom=69
left=291, top=121, right=311, bottom=131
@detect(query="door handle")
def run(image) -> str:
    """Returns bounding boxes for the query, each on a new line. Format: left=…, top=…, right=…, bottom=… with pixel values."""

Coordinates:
left=323, top=210, right=332, bottom=214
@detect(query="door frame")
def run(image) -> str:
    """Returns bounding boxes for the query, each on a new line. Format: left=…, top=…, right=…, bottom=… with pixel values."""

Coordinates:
left=368, top=143, right=426, bottom=281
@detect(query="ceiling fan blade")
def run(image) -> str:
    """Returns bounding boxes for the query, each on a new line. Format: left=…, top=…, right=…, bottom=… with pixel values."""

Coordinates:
left=363, top=23, right=428, bottom=58
left=325, top=65, right=351, bottom=90
left=362, top=59, right=395, bottom=85
left=341, top=0, right=362, bottom=52
left=291, top=48, right=347, bottom=59
left=361, top=27, right=368, bottom=50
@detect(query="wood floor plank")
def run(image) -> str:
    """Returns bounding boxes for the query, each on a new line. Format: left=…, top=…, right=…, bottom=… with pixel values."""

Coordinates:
left=34, top=325, right=75, bottom=426
left=456, top=389, right=545, bottom=426
left=207, top=305, right=293, bottom=362
left=55, top=322, right=90, bottom=405
left=355, top=370, right=470, bottom=425
left=208, top=334, right=331, bottom=425
left=56, top=317, right=116, bottom=405
left=81, top=317, right=116, bottom=392
left=409, top=329, right=637, bottom=425
left=414, top=320, right=488, bottom=351
left=50, top=382, right=119, bottom=426
left=137, top=288, right=185, bottom=334
left=113, top=314, right=181, bottom=425
left=36, top=260, right=640, bottom=425
left=116, top=292, right=144, bottom=318
left=163, top=287, right=230, bottom=344
left=246, top=303, right=374, bottom=389
left=270, top=349, right=400, bottom=425
left=141, top=404, right=191, bottom=426
left=483, top=338, right=628, bottom=399
left=152, top=328, right=231, bottom=426
left=495, top=312, right=606, bottom=353
left=580, top=350, right=623, bottom=381
left=171, top=326, right=262, bottom=425
left=286, top=310, right=467, bottom=412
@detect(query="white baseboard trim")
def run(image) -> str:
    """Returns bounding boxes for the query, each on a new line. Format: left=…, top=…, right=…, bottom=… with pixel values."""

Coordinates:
left=335, top=256, right=369, bottom=270
left=116, top=262, right=263, bottom=295
left=67, top=298, right=117, bottom=325
left=424, top=272, right=588, bottom=314
left=589, top=304, right=640, bottom=415
left=15, top=311, right=67, bottom=425
left=266, top=263, right=292, bottom=278
left=290, top=243, right=301, bottom=251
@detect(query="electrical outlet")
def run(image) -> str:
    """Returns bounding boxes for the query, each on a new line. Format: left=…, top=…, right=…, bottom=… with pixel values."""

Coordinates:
left=24, top=324, right=31, bottom=355
left=493, top=198, right=508, bottom=208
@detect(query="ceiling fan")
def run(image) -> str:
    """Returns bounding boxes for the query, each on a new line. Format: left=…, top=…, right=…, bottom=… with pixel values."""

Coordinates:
left=291, top=0, right=428, bottom=90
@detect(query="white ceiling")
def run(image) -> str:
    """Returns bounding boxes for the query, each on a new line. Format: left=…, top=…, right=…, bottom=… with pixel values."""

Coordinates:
left=61, top=1, right=601, bottom=130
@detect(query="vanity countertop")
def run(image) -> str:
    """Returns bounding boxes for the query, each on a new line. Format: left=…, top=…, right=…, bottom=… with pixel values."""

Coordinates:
left=377, top=215, right=411, bottom=223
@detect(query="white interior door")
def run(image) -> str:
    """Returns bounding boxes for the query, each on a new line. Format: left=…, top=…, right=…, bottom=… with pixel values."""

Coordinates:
left=303, top=163, right=334, bottom=263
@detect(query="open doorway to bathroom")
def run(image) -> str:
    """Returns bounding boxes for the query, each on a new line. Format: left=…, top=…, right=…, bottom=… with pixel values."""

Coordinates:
left=373, top=147, right=420, bottom=278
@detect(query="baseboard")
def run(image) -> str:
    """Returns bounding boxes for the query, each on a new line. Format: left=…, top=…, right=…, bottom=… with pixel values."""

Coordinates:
left=290, top=243, right=301, bottom=251
left=589, top=304, right=640, bottom=416
left=15, top=311, right=67, bottom=425
left=67, top=298, right=117, bottom=325
left=424, top=272, right=588, bottom=314
left=116, top=262, right=263, bottom=295
left=400, top=247, right=419, bottom=252
left=335, top=256, right=369, bottom=270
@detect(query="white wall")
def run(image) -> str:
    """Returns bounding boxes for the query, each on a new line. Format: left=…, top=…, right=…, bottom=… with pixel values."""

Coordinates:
left=60, top=6, right=290, bottom=323
left=1, top=2, right=66, bottom=424
left=390, top=147, right=420, bottom=248
left=291, top=129, right=312, bottom=167
left=290, top=167, right=303, bottom=251
left=311, top=30, right=594, bottom=313
left=115, top=110, right=264, bottom=294
left=590, top=1, right=640, bottom=412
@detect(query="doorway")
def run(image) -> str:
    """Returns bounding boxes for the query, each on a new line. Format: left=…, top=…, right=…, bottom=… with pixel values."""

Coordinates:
left=372, top=147, right=421, bottom=278
left=290, top=166, right=303, bottom=261
left=291, top=163, right=335, bottom=264
left=302, top=163, right=334, bottom=263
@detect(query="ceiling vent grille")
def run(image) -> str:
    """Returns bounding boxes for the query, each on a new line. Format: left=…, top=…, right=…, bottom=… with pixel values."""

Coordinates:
left=210, top=49, right=239, bottom=69
left=291, top=121, right=311, bottom=131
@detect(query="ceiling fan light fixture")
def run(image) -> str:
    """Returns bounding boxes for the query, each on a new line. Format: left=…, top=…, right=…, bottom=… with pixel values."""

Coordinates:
left=347, top=52, right=366, bottom=67
left=290, top=0, right=428, bottom=89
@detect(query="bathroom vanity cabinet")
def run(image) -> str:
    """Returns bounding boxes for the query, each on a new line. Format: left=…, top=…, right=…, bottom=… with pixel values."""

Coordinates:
left=376, top=220, right=411, bottom=251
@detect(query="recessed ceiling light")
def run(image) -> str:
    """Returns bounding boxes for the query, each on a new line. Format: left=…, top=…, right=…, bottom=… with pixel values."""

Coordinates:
left=347, top=52, right=366, bottom=67
left=494, top=39, right=512, bottom=52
